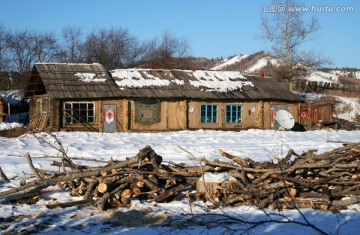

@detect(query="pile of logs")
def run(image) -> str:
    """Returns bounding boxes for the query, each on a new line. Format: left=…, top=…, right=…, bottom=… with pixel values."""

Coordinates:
left=0, top=142, right=360, bottom=212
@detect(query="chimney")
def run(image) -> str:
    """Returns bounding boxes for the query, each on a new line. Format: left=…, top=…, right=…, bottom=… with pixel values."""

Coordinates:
left=259, top=70, right=265, bottom=78
left=150, top=61, right=155, bottom=69
left=8, top=72, right=13, bottom=89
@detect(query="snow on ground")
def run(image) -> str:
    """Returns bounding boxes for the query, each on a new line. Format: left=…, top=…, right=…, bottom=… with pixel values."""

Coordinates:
left=1, top=129, right=360, bottom=234
left=0, top=122, right=22, bottom=131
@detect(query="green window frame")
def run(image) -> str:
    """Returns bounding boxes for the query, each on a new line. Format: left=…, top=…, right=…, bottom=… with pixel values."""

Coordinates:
left=64, top=102, right=95, bottom=124
left=225, top=104, right=243, bottom=124
left=200, top=104, right=218, bottom=124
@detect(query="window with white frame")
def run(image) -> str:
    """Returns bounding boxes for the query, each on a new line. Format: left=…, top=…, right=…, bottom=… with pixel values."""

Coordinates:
left=225, top=104, right=243, bottom=124
left=64, top=102, right=95, bottom=124
left=200, top=104, right=218, bottom=124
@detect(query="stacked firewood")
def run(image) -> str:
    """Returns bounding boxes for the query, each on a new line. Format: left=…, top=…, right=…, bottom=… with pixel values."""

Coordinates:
left=0, top=142, right=360, bottom=212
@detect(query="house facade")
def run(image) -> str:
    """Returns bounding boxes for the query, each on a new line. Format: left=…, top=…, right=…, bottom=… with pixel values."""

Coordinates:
left=24, top=63, right=304, bottom=132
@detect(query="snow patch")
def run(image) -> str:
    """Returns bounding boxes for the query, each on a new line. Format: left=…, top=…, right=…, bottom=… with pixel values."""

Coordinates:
left=171, top=79, right=185, bottom=85
left=190, top=70, right=254, bottom=92
left=198, top=172, right=236, bottom=183
left=333, top=96, right=360, bottom=122
left=75, top=73, right=107, bottom=82
left=111, top=70, right=170, bottom=88
left=0, top=122, right=22, bottom=131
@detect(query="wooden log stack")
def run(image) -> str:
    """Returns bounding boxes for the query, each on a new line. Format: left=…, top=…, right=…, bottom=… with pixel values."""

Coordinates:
left=0, top=142, right=360, bottom=212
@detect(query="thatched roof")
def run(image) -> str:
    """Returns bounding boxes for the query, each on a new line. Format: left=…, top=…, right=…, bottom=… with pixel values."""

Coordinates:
left=25, top=63, right=303, bottom=102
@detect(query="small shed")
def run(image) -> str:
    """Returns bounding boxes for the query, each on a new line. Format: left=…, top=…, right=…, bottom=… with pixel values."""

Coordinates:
left=24, top=63, right=304, bottom=132
left=299, top=100, right=333, bottom=130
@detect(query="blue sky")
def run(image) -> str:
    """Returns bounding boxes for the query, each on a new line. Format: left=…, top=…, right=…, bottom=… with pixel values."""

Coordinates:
left=1, top=0, right=359, bottom=68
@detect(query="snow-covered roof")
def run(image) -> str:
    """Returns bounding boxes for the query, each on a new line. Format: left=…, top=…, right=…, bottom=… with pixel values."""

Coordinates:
left=110, top=69, right=302, bottom=101
left=111, top=70, right=171, bottom=88
left=111, top=69, right=254, bottom=92
left=25, top=63, right=302, bottom=102
left=0, top=90, right=22, bottom=105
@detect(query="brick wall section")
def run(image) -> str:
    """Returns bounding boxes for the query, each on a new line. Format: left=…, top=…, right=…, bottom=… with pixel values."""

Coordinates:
left=50, top=99, right=60, bottom=131
left=28, top=98, right=36, bottom=121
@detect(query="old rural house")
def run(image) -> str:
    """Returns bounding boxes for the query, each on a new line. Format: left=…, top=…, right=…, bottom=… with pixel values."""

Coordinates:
left=24, top=63, right=304, bottom=132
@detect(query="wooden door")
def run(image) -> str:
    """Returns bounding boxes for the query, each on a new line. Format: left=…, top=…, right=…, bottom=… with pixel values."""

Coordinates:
left=299, top=104, right=311, bottom=129
left=103, top=104, right=117, bottom=133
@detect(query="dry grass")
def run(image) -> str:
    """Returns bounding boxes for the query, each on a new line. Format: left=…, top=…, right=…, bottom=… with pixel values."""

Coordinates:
left=338, top=76, right=360, bottom=86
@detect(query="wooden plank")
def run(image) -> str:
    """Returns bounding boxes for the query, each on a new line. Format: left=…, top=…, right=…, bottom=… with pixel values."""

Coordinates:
left=29, top=115, right=41, bottom=130
left=38, top=112, right=49, bottom=131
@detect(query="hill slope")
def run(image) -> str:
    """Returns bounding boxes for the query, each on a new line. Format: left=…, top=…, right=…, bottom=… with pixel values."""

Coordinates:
left=209, top=52, right=360, bottom=85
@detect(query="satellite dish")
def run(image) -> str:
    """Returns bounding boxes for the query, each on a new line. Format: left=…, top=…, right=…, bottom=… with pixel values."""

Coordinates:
left=275, top=110, right=295, bottom=129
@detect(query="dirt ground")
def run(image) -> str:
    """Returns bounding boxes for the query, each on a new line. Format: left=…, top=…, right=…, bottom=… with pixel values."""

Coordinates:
left=0, top=127, right=29, bottom=138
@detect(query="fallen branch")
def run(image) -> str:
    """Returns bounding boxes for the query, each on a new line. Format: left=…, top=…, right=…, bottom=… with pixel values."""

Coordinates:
left=0, top=167, right=10, bottom=183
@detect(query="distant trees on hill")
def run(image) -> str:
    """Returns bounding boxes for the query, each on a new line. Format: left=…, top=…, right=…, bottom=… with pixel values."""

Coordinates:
left=0, top=23, right=194, bottom=89
left=0, top=24, right=192, bottom=74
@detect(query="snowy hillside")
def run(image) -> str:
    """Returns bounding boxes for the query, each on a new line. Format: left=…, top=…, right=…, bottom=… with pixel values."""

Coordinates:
left=209, top=53, right=359, bottom=84
left=330, top=70, right=360, bottom=79
left=305, top=70, right=340, bottom=83
left=210, top=54, right=249, bottom=70
left=210, top=52, right=281, bottom=74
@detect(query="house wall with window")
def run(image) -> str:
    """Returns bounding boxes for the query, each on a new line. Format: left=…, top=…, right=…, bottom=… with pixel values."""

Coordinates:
left=187, top=100, right=265, bottom=130
left=59, top=99, right=126, bottom=132
left=126, top=100, right=187, bottom=131
left=29, top=96, right=301, bottom=132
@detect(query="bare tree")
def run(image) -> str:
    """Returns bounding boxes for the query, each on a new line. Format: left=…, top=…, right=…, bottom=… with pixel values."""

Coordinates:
left=260, top=0, right=330, bottom=80
left=141, top=31, right=191, bottom=69
left=61, top=26, right=85, bottom=63
left=6, top=30, right=61, bottom=73
left=83, top=27, right=140, bottom=70
left=0, top=24, right=10, bottom=71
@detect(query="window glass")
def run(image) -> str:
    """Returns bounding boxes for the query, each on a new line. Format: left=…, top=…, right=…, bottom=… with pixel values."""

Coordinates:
left=200, top=104, right=218, bottom=124
left=64, top=102, right=95, bottom=124
left=225, top=104, right=243, bottom=124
